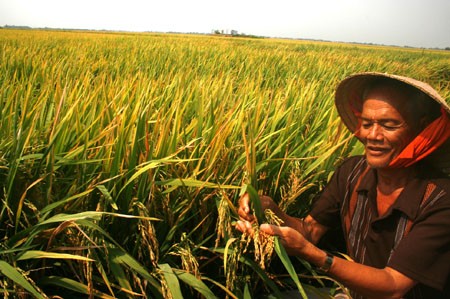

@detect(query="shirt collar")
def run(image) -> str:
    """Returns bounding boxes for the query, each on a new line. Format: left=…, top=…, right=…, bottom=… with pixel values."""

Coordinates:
left=355, top=166, right=428, bottom=219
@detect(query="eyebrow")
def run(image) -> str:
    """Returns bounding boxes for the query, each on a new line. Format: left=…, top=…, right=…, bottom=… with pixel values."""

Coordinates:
left=358, top=116, right=401, bottom=122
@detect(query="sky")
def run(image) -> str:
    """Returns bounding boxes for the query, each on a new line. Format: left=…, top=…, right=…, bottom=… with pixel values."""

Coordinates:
left=1, top=0, right=449, bottom=48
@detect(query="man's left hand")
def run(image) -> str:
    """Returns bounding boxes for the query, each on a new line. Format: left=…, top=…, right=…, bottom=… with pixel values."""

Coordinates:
left=260, top=223, right=310, bottom=256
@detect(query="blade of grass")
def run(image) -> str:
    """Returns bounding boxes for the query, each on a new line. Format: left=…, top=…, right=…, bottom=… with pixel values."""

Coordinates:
left=0, top=260, right=47, bottom=299
left=38, top=276, right=117, bottom=299
left=158, top=263, right=183, bottom=299
left=273, top=237, right=307, bottom=299
left=173, top=269, right=218, bottom=299
left=17, top=250, right=94, bottom=262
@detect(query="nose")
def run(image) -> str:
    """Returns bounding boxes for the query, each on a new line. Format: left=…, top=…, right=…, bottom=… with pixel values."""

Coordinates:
left=367, top=123, right=384, bottom=140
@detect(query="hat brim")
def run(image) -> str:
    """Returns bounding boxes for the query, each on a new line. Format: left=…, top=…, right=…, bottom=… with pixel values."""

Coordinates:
left=335, top=72, right=450, bottom=173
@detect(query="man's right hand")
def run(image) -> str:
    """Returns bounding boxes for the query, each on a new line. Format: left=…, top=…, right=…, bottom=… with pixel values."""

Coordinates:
left=236, top=192, right=279, bottom=235
left=237, top=193, right=279, bottom=223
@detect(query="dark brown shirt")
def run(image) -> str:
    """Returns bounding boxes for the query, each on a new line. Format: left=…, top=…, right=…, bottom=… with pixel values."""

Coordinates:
left=310, top=156, right=450, bottom=299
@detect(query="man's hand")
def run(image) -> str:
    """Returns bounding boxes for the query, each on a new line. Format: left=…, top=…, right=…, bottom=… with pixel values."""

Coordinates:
left=260, top=224, right=310, bottom=256
left=236, top=193, right=328, bottom=245
left=237, top=193, right=280, bottom=223
left=235, top=219, right=256, bottom=235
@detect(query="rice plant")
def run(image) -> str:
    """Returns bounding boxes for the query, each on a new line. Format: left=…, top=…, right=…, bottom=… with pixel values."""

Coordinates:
left=0, top=28, right=449, bottom=298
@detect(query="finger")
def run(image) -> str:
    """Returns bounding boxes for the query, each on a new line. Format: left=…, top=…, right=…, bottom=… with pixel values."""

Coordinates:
left=238, top=193, right=251, bottom=214
left=235, top=220, right=254, bottom=236
left=238, top=208, right=255, bottom=222
left=260, top=224, right=291, bottom=251
left=238, top=193, right=254, bottom=221
left=260, top=223, right=281, bottom=236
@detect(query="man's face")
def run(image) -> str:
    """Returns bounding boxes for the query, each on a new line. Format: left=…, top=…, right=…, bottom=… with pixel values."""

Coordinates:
left=358, top=86, right=419, bottom=169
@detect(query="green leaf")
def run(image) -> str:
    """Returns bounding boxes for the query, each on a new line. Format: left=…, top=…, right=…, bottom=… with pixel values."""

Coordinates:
left=17, top=250, right=94, bottom=262
left=0, top=260, right=46, bottom=299
left=39, top=276, right=116, bottom=299
left=157, top=178, right=240, bottom=189
left=96, top=184, right=118, bottom=210
left=108, top=247, right=162, bottom=295
left=241, top=184, right=265, bottom=223
left=108, top=250, right=134, bottom=294
left=223, top=237, right=237, bottom=274
left=243, top=283, right=252, bottom=299
left=117, top=157, right=182, bottom=196
left=38, top=211, right=158, bottom=226
left=214, top=247, right=283, bottom=298
left=159, top=263, right=183, bottom=299
left=273, top=237, right=307, bottom=299
left=173, top=269, right=218, bottom=299
left=39, top=189, right=95, bottom=215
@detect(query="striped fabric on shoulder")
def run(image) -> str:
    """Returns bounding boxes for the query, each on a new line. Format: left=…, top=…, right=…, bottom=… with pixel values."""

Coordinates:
left=390, top=181, right=447, bottom=261
left=340, top=158, right=371, bottom=262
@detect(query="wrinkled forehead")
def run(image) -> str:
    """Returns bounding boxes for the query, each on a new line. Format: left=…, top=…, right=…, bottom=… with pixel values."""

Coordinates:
left=360, top=79, right=424, bottom=120
left=359, top=81, right=443, bottom=132
left=363, top=85, right=411, bottom=110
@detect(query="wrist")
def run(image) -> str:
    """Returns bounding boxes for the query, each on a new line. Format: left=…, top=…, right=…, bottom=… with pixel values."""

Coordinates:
left=317, top=252, right=334, bottom=273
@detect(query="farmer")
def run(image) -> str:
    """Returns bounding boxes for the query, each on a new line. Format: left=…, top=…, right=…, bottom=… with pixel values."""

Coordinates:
left=236, top=72, right=450, bottom=299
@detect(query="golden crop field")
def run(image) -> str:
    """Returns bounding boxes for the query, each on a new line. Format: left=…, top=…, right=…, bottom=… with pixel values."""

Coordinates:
left=0, top=28, right=449, bottom=298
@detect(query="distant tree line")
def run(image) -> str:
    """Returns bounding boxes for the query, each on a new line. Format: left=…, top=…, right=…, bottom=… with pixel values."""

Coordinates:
left=212, top=29, right=263, bottom=39
left=2, top=25, right=448, bottom=49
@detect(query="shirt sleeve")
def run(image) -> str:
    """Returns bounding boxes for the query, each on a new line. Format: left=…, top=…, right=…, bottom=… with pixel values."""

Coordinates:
left=387, top=187, right=450, bottom=291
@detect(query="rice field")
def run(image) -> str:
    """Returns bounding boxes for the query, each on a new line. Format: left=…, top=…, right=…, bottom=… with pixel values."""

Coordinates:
left=0, top=28, right=449, bottom=298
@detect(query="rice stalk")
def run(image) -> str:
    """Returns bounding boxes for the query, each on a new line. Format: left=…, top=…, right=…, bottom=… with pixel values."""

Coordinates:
left=1, top=29, right=448, bottom=298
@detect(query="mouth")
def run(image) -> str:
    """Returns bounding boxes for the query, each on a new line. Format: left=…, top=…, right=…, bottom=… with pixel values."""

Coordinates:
left=366, top=145, right=389, bottom=156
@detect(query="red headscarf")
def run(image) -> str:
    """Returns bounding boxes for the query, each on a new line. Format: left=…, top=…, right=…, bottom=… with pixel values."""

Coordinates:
left=388, top=107, right=450, bottom=168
